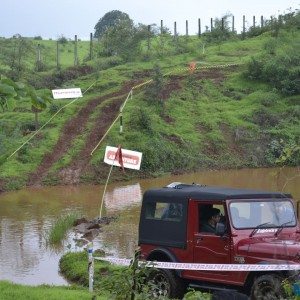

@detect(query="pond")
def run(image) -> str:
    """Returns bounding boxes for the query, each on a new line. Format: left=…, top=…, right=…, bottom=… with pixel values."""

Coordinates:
left=0, top=167, right=299, bottom=285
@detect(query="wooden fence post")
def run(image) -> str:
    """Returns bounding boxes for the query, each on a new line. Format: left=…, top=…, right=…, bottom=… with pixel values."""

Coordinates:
left=198, top=18, right=201, bottom=37
left=253, top=16, right=256, bottom=28
left=36, top=43, right=41, bottom=71
left=74, top=34, right=78, bottom=66
left=261, top=15, right=264, bottom=28
left=161, top=20, right=163, bottom=34
left=174, top=21, right=177, bottom=38
left=232, top=15, right=235, bottom=32
left=56, top=41, right=60, bottom=69
left=147, top=25, right=151, bottom=50
left=89, top=32, right=93, bottom=60
left=186, top=20, right=188, bottom=36
left=210, top=18, right=213, bottom=31
left=242, top=15, right=246, bottom=39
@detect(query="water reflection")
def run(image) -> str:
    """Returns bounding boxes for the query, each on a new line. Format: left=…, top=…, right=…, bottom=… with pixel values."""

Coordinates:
left=0, top=167, right=299, bottom=285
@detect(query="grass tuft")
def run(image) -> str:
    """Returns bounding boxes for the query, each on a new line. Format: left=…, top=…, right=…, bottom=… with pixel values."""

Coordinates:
left=47, top=213, right=78, bottom=245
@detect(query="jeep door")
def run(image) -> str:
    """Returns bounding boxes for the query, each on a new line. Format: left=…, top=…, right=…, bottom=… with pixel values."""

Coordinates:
left=190, top=202, right=232, bottom=283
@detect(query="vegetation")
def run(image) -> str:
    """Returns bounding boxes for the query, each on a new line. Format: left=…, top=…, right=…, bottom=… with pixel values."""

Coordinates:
left=59, top=250, right=211, bottom=299
left=0, top=281, right=106, bottom=300
left=0, top=10, right=299, bottom=191
left=94, top=10, right=132, bottom=39
left=46, top=213, right=79, bottom=245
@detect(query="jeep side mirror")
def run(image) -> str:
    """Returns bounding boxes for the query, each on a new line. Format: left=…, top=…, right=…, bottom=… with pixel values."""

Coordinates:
left=216, top=222, right=226, bottom=236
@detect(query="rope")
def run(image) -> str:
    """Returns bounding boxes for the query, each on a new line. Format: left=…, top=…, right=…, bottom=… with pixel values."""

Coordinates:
left=90, top=62, right=243, bottom=156
left=6, top=62, right=243, bottom=161
left=7, top=80, right=98, bottom=159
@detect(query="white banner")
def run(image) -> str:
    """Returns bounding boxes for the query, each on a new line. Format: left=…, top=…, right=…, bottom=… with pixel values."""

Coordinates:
left=95, top=256, right=300, bottom=272
left=104, top=146, right=142, bottom=170
left=52, top=88, right=82, bottom=99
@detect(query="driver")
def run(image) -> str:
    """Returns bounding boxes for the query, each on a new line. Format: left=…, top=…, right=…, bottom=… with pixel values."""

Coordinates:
left=202, top=208, right=221, bottom=233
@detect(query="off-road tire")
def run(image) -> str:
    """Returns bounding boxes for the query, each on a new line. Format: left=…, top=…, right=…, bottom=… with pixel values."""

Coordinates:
left=251, top=274, right=286, bottom=300
left=148, top=268, right=186, bottom=299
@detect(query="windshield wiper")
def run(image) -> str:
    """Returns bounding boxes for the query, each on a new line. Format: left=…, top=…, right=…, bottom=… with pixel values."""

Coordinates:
left=249, top=222, right=271, bottom=237
left=274, top=220, right=294, bottom=237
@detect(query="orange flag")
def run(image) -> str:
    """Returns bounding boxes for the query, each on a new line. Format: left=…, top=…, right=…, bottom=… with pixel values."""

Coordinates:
left=189, top=61, right=196, bottom=74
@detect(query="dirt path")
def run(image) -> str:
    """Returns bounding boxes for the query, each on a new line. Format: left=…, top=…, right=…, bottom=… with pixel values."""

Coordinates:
left=58, top=96, right=124, bottom=184
left=26, top=66, right=238, bottom=187
left=27, top=82, right=136, bottom=186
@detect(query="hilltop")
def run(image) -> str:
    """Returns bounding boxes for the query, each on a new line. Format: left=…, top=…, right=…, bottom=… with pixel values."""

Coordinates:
left=0, top=13, right=299, bottom=191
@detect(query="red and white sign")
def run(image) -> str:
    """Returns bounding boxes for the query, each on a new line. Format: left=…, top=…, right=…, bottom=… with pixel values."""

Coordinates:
left=104, top=146, right=142, bottom=170
left=52, top=88, right=82, bottom=99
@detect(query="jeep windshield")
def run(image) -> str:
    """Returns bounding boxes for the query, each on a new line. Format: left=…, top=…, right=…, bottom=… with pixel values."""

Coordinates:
left=229, top=200, right=296, bottom=229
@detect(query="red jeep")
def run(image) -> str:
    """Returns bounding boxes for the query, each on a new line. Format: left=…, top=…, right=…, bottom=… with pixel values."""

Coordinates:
left=138, top=183, right=300, bottom=299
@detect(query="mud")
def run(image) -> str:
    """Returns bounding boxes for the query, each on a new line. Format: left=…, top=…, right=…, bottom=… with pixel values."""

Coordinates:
left=25, top=67, right=234, bottom=188
left=27, top=81, right=139, bottom=186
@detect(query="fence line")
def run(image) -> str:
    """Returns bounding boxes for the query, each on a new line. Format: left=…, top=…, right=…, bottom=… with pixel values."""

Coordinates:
left=28, top=13, right=280, bottom=70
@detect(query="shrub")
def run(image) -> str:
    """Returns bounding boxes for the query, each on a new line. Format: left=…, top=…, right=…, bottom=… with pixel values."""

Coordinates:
left=263, top=38, right=277, bottom=55
left=245, top=57, right=263, bottom=80
left=48, top=103, right=61, bottom=115
left=58, top=35, right=68, bottom=44
left=129, top=107, right=153, bottom=133
left=252, top=107, right=280, bottom=127
left=94, top=56, right=123, bottom=71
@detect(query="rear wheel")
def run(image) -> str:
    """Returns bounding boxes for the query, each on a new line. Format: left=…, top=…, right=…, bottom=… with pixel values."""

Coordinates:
left=148, top=269, right=186, bottom=299
left=251, top=274, right=286, bottom=300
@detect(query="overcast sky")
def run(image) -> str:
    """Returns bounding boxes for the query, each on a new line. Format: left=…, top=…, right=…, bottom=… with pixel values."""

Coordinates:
left=0, top=0, right=298, bottom=39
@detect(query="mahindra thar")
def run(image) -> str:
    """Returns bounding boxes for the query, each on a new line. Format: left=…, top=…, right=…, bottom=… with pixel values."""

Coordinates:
left=138, top=182, right=300, bottom=299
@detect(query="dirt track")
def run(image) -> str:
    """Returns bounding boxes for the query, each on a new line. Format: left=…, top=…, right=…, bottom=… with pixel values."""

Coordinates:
left=27, top=82, right=135, bottom=186
left=26, top=66, right=236, bottom=187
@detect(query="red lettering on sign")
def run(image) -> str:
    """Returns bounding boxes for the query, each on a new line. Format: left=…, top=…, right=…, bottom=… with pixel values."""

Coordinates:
left=107, top=151, right=139, bottom=165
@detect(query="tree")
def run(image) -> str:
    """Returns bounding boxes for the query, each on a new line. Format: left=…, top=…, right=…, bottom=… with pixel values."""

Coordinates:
left=0, top=76, right=51, bottom=130
left=26, top=87, right=52, bottom=130
left=203, top=14, right=234, bottom=47
left=101, top=19, right=148, bottom=61
left=145, top=64, right=165, bottom=108
left=3, top=35, right=33, bottom=80
left=94, top=10, right=131, bottom=38
left=0, top=77, right=26, bottom=112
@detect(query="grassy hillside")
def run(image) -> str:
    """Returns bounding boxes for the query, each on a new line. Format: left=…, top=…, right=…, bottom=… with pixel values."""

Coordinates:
left=0, top=19, right=299, bottom=191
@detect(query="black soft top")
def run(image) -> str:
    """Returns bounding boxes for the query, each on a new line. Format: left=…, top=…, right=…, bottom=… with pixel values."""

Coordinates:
left=138, top=183, right=292, bottom=249
left=143, top=183, right=292, bottom=203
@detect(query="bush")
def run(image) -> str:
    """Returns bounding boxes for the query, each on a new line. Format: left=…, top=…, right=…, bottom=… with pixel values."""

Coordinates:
left=94, top=56, right=123, bottom=71
left=245, top=48, right=300, bottom=95
left=129, top=107, right=153, bottom=133
left=252, top=107, right=280, bottom=127
left=263, top=38, right=278, bottom=55
left=245, top=57, right=263, bottom=80
left=58, top=35, right=68, bottom=44
left=48, top=103, right=61, bottom=115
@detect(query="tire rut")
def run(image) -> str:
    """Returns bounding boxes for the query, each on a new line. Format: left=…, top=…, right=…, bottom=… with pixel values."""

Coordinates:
left=27, top=83, right=135, bottom=186
left=59, top=97, right=124, bottom=184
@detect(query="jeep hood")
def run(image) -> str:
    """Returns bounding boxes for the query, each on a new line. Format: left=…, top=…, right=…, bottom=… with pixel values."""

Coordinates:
left=237, top=236, right=300, bottom=263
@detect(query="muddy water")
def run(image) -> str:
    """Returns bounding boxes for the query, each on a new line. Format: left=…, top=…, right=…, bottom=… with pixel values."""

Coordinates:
left=0, top=167, right=299, bottom=285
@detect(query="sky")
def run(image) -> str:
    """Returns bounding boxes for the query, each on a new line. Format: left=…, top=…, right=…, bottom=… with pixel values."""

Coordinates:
left=0, top=0, right=299, bottom=40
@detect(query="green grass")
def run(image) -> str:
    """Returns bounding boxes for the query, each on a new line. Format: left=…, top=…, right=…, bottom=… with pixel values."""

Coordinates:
left=59, top=251, right=212, bottom=299
left=0, top=27, right=299, bottom=189
left=47, top=213, right=79, bottom=245
left=0, top=281, right=106, bottom=300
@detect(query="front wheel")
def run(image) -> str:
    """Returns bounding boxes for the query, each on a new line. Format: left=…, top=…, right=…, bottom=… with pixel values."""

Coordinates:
left=148, top=269, right=186, bottom=299
left=251, top=274, right=286, bottom=300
